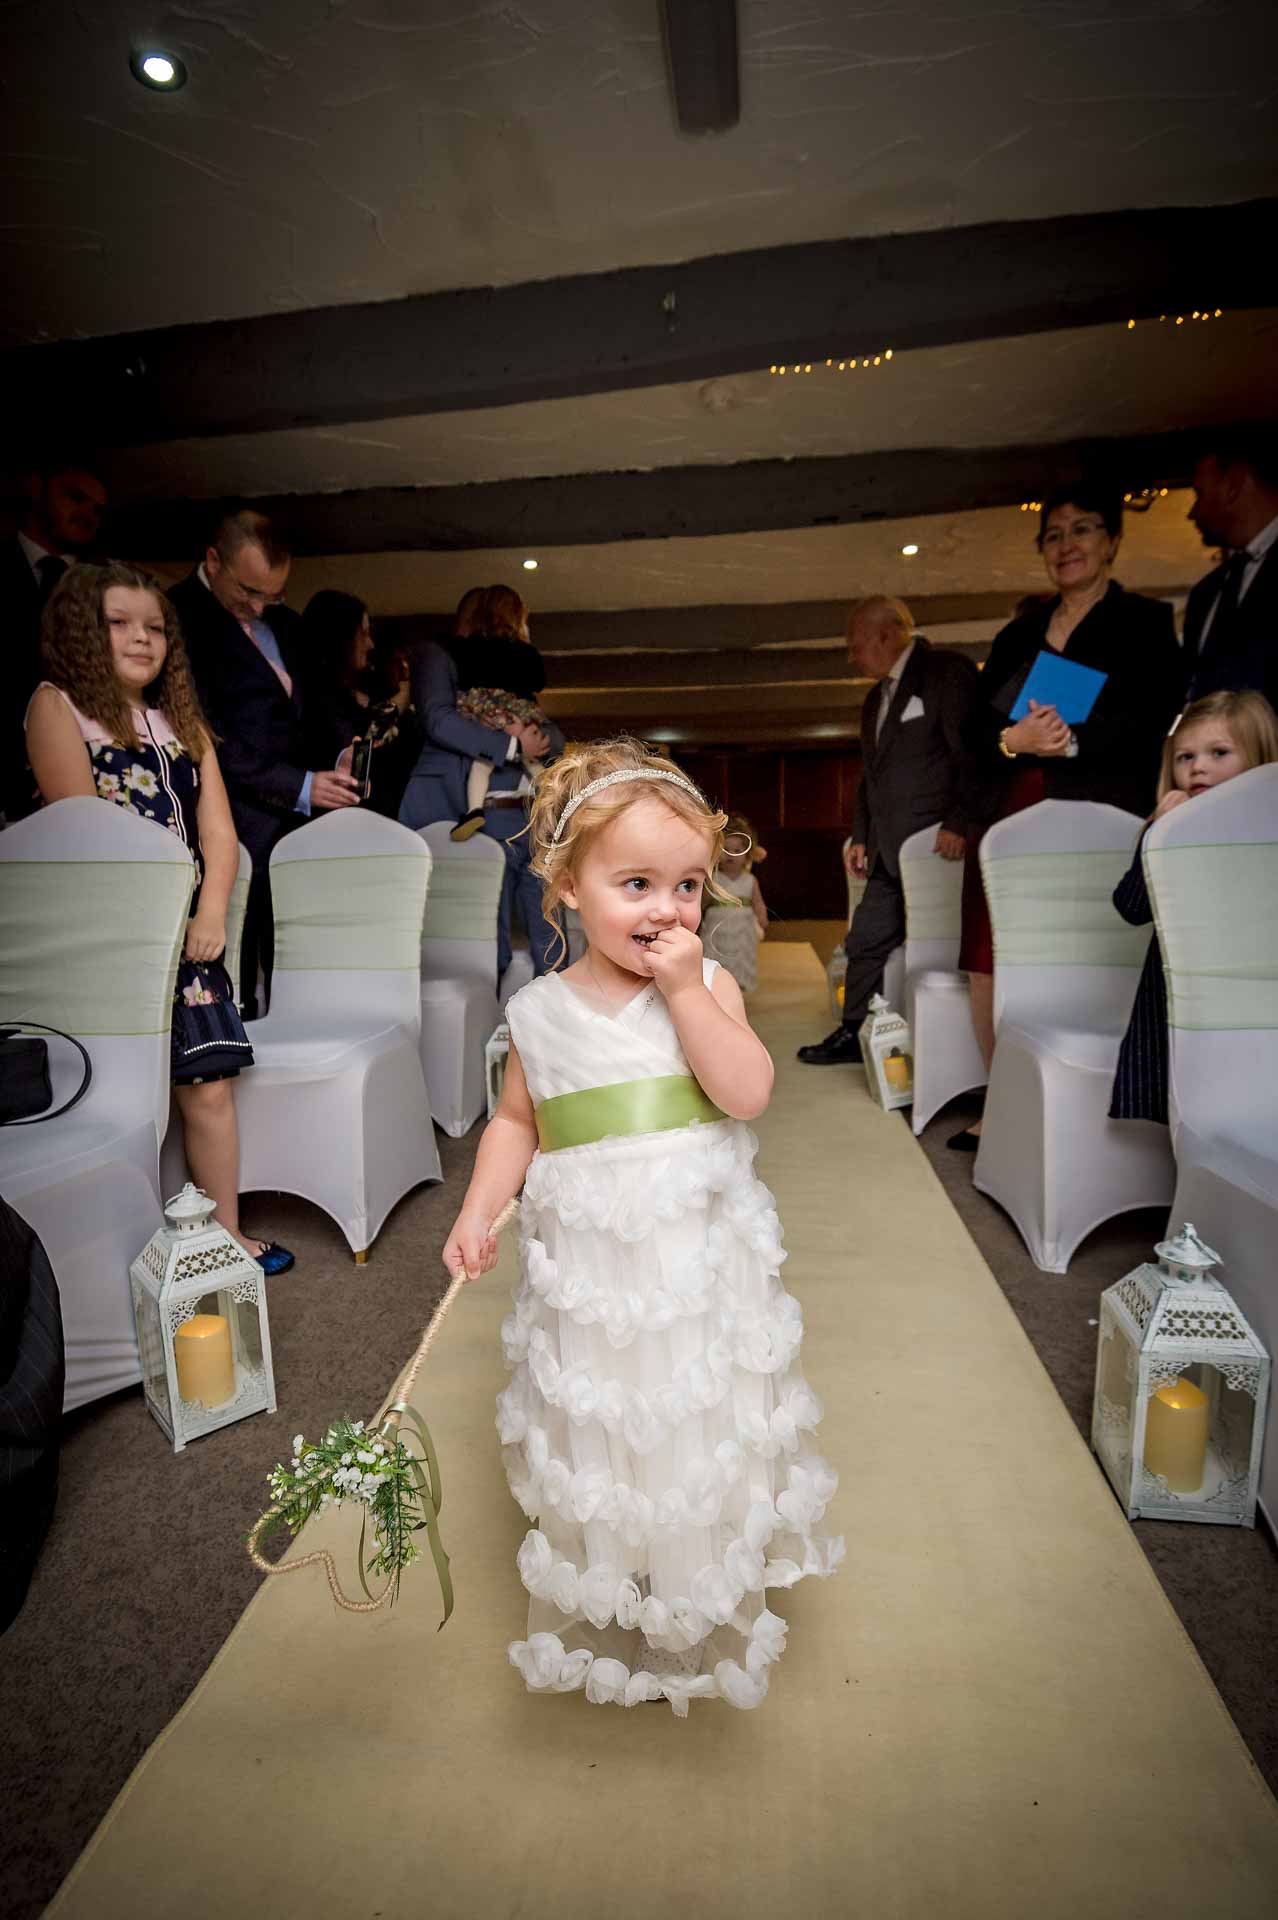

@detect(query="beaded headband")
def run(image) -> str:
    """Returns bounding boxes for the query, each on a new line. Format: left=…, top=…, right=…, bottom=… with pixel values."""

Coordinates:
left=549, top=768, right=706, bottom=846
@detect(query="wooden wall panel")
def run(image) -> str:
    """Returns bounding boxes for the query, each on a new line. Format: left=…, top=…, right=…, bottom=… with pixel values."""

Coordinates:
left=669, top=745, right=864, bottom=922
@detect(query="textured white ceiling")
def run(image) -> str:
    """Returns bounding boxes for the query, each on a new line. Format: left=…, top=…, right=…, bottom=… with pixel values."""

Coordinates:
left=103, top=309, right=1278, bottom=500
left=4, top=0, right=1275, bottom=345
left=152, top=489, right=1205, bottom=617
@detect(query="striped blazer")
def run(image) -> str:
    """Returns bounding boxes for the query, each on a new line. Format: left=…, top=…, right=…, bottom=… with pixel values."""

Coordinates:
left=1108, top=832, right=1169, bottom=1124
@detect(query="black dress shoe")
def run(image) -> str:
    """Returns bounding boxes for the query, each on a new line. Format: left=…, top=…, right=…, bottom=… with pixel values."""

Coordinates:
left=946, top=1127, right=981, bottom=1152
left=796, top=1026, right=863, bottom=1065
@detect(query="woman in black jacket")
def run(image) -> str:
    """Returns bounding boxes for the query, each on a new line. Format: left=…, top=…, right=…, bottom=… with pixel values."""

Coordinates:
left=949, top=486, right=1186, bottom=1149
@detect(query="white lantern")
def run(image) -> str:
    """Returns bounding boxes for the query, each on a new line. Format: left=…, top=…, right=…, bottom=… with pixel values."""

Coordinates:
left=857, top=992, right=913, bottom=1111
left=1092, top=1223, right=1270, bottom=1526
left=130, top=1183, right=277, bottom=1453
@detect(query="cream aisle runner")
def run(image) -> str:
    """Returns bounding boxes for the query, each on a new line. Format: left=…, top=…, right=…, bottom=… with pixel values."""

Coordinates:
left=51, top=946, right=1278, bottom=1918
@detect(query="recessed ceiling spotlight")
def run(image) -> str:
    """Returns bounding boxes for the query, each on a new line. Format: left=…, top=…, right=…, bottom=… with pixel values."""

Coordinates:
left=131, top=49, right=187, bottom=90
left=522, top=557, right=538, bottom=571
left=901, top=543, right=920, bottom=557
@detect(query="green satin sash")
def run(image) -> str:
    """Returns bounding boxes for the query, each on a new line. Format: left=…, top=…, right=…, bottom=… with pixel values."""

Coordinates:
left=535, top=1073, right=726, bottom=1153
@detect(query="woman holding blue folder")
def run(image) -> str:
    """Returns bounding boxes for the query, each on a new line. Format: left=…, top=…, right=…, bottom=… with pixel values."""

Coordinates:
left=948, top=487, right=1185, bottom=1151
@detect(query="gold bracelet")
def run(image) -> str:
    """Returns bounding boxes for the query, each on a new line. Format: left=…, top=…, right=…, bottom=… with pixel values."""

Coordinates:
left=999, top=729, right=1017, bottom=760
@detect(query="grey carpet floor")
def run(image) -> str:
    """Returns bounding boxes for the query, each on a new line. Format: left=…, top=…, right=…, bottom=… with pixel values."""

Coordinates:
left=2, top=942, right=1275, bottom=1918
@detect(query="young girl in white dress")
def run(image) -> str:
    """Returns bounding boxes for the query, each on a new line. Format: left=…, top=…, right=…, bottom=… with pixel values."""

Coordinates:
left=700, top=812, right=768, bottom=992
left=443, top=739, right=842, bottom=1716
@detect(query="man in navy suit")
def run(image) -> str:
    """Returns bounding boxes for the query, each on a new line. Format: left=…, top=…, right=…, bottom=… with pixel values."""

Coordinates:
left=399, top=637, right=560, bottom=978
left=1184, top=424, right=1278, bottom=713
left=170, top=509, right=360, bottom=1016
left=1, top=455, right=108, bottom=824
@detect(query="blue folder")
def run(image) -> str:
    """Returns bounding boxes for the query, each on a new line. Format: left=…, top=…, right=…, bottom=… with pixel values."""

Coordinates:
left=1009, top=650, right=1108, bottom=725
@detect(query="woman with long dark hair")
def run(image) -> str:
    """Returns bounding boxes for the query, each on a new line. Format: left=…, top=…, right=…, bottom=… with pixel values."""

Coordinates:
left=300, top=588, right=420, bottom=819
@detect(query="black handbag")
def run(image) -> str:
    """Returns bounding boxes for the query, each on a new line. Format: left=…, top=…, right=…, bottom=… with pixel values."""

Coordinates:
left=171, top=960, right=255, bottom=1084
left=0, top=1022, right=93, bottom=1126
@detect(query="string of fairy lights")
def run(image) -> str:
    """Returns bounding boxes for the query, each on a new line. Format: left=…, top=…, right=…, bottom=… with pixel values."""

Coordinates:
left=768, top=309, right=1227, bottom=379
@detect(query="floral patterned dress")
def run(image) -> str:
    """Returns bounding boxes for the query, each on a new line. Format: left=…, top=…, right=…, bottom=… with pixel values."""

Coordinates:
left=29, top=683, right=245, bottom=1081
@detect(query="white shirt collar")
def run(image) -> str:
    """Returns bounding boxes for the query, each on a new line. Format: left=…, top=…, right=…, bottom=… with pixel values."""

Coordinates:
left=883, top=637, right=915, bottom=689
left=18, top=530, right=74, bottom=575
left=1243, top=512, right=1278, bottom=565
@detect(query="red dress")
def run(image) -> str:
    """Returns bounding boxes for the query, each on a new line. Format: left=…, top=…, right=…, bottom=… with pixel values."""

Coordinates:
left=956, top=765, right=1047, bottom=974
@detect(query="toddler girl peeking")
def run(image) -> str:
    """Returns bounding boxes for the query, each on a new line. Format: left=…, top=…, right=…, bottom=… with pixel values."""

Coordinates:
left=1110, top=689, right=1278, bottom=1125
left=700, top=812, right=768, bottom=993
left=443, top=738, right=842, bottom=1716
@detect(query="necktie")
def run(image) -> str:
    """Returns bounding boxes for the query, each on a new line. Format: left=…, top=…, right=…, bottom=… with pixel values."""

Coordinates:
left=1211, top=549, right=1254, bottom=640
left=37, top=555, right=68, bottom=603
left=240, top=616, right=294, bottom=700
left=876, top=672, right=898, bottom=741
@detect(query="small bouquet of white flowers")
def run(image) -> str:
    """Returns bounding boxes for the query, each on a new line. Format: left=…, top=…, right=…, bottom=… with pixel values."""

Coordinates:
left=251, top=1407, right=453, bottom=1624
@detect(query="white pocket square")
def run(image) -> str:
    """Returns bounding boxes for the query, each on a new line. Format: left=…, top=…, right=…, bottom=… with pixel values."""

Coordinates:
left=899, top=695, right=925, bottom=723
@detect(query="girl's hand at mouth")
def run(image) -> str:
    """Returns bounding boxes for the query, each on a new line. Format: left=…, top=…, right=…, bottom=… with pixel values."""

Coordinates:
left=638, top=924, right=704, bottom=998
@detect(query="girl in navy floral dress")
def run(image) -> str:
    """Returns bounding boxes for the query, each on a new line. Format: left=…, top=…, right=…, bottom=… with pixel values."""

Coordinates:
left=24, top=562, right=292, bottom=1275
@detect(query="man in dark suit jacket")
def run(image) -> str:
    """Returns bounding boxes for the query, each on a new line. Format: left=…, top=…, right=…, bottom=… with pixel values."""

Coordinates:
left=1, top=456, right=108, bottom=824
left=170, top=508, right=360, bottom=1016
left=799, top=596, right=978, bottom=1064
left=1184, top=425, right=1278, bottom=712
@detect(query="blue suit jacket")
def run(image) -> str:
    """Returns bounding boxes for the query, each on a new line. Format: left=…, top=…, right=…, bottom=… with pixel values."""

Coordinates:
left=403, top=640, right=563, bottom=819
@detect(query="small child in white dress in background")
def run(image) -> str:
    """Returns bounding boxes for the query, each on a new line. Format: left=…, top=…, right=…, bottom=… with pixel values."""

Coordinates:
left=700, top=812, right=768, bottom=993
left=443, top=740, right=842, bottom=1716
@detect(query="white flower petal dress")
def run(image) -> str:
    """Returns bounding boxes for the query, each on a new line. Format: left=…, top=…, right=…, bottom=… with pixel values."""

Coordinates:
left=501, top=960, right=843, bottom=1716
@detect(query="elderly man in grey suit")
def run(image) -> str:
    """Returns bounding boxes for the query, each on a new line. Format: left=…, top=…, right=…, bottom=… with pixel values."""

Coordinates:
left=799, top=596, right=978, bottom=1064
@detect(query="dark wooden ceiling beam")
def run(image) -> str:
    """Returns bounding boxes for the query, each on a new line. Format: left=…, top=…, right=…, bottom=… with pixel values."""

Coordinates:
left=11, top=201, right=1276, bottom=447
left=374, top=592, right=1078, bottom=653
left=119, top=426, right=1213, bottom=560
left=565, top=709, right=863, bottom=747
left=542, top=642, right=995, bottom=694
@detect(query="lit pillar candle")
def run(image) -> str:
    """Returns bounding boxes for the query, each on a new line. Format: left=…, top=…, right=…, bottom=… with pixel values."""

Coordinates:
left=174, top=1313, right=235, bottom=1409
left=1143, top=1377, right=1209, bottom=1492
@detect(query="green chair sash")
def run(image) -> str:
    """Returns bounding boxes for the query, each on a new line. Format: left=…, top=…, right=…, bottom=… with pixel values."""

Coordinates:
left=421, top=855, right=504, bottom=943
left=273, top=855, right=427, bottom=971
left=0, top=858, right=193, bottom=1034
left=1146, top=841, right=1278, bottom=1029
left=899, top=847, right=963, bottom=942
left=535, top=1074, right=726, bottom=1153
left=982, top=850, right=1147, bottom=968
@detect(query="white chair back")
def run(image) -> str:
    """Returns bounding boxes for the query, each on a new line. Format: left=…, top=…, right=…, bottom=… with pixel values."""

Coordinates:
left=417, top=824, right=505, bottom=988
left=1146, top=763, right=1278, bottom=1142
left=269, top=811, right=431, bottom=1035
left=899, top=825, right=964, bottom=976
left=0, top=798, right=194, bottom=1132
left=224, top=842, right=252, bottom=1002
left=980, top=800, right=1148, bottom=1033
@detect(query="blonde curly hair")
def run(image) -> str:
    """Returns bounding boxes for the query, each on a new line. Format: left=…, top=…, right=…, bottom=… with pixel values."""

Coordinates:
left=528, top=737, right=731, bottom=961
left=41, top=561, right=212, bottom=759
left=1157, top=690, right=1278, bottom=801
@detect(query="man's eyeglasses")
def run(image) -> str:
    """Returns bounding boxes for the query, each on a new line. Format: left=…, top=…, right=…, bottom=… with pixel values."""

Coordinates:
left=215, top=551, right=286, bottom=607
left=1041, top=520, right=1108, bottom=548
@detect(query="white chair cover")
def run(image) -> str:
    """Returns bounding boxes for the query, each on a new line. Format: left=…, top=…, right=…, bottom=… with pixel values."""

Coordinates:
left=0, top=799, right=194, bottom=1409
left=234, top=811, right=439, bottom=1256
left=499, top=950, right=536, bottom=1012
left=973, top=800, right=1173, bottom=1272
left=417, top=824, right=505, bottom=1138
left=897, top=825, right=987, bottom=1134
left=1146, top=764, right=1278, bottom=1526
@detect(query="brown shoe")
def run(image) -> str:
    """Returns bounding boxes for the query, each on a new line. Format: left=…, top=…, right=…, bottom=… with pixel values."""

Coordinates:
left=449, top=810, right=486, bottom=842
